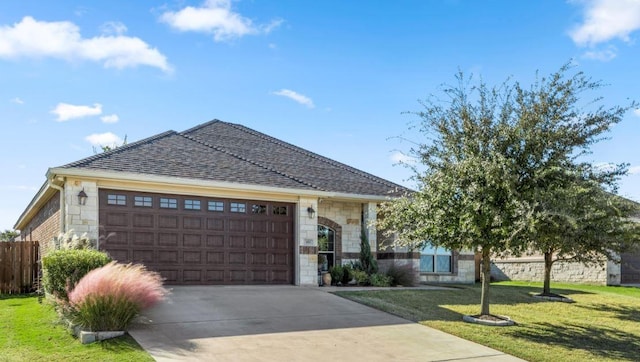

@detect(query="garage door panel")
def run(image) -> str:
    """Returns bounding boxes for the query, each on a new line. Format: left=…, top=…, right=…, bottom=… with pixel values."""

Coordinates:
left=159, top=215, right=179, bottom=228
left=133, top=214, right=154, bottom=228
left=183, top=234, right=202, bottom=247
left=132, top=231, right=154, bottom=245
left=229, top=219, right=247, bottom=232
left=229, top=252, right=246, bottom=264
left=132, top=249, right=155, bottom=263
left=206, top=270, right=224, bottom=282
left=207, top=218, right=225, bottom=231
left=183, top=216, right=202, bottom=229
left=159, top=250, right=179, bottom=263
left=207, top=235, right=224, bottom=247
left=229, top=235, right=246, bottom=248
left=106, top=213, right=128, bottom=227
left=100, top=189, right=294, bottom=285
left=207, top=251, right=225, bottom=264
left=159, top=233, right=179, bottom=246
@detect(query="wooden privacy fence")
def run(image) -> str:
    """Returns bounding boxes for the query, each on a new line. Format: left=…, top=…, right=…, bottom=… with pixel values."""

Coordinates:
left=0, top=241, right=39, bottom=294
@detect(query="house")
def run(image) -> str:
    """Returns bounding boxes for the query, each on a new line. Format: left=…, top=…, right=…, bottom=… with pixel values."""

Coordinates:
left=15, top=120, right=476, bottom=285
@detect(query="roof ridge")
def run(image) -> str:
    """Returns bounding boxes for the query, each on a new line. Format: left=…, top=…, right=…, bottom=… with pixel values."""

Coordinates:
left=225, top=122, right=405, bottom=191
left=60, top=130, right=177, bottom=168
left=179, top=132, right=325, bottom=191
left=181, top=119, right=221, bottom=134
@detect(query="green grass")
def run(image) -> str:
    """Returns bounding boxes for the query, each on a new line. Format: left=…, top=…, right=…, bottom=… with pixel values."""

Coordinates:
left=335, top=282, right=640, bottom=362
left=0, top=294, right=153, bottom=362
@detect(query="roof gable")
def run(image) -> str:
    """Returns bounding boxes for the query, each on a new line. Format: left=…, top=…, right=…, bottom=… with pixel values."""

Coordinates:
left=59, top=120, right=407, bottom=196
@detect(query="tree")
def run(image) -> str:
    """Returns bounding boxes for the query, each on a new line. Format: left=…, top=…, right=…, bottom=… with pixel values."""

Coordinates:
left=508, top=66, right=640, bottom=296
left=378, top=73, right=532, bottom=317
left=378, top=64, right=638, bottom=318
left=0, top=229, right=19, bottom=241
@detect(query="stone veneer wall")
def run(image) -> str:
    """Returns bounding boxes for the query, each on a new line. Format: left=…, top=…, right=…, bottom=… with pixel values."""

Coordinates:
left=298, top=197, right=318, bottom=286
left=491, top=259, right=615, bottom=285
left=317, top=200, right=368, bottom=265
left=23, top=191, right=60, bottom=244
left=64, top=179, right=99, bottom=241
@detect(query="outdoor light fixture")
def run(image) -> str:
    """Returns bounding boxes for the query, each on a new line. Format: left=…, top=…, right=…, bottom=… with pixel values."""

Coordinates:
left=77, top=188, right=88, bottom=206
left=307, top=206, right=316, bottom=219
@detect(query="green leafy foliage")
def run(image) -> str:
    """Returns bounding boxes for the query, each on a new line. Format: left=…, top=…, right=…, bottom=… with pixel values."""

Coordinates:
left=358, top=230, right=378, bottom=275
left=351, top=269, right=370, bottom=285
left=341, top=264, right=353, bottom=284
left=329, top=265, right=344, bottom=285
left=41, top=249, right=111, bottom=301
left=378, top=63, right=638, bottom=316
left=369, top=273, right=392, bottom=287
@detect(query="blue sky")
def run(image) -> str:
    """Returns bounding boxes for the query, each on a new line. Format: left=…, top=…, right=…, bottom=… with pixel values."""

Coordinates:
left=1, top=0, right=639, bottom=231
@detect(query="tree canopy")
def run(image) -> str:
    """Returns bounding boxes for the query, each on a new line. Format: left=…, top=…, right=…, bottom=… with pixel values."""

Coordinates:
left=378, top=64, right=638, bottom=317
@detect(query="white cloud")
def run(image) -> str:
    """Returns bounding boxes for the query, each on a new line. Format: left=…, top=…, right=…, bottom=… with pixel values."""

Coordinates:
left=100, top=21, right=127, bottom=36
left=582, top=45, right=617, bottom=61
left=390, top=151, right=417, bottom=164
left=160, top=0, right=282, bottom=42
left=272, top=89, right=315, bottom=108
left=0, top=16, right=171, bottom=72
left=634, top=108, right=640, bottom=117
left=629, top=165, right=640, bottom=175
left=85, top=132, right=123, bottom=147
left=51, top=102, right=102, bottom=121
left=594, top=162, right=617, bottom=172
left=100, top=114, right=119, bottom=123
left=570, top=0, right=640, bottom=46
left=10, top=97, right=24, bottom=104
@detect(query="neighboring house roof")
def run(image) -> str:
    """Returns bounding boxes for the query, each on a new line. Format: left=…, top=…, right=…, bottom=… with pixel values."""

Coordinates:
left=15, top=120, right=408, bottom=229
left=58, top=120, right=407, bottom=197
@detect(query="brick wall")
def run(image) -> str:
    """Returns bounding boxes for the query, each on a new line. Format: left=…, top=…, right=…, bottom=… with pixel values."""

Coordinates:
left=23, top=191, right=61, bottom=245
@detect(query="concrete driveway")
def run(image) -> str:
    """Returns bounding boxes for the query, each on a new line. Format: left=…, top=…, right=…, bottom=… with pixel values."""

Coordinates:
left=129, top=286, right=524, bottom=361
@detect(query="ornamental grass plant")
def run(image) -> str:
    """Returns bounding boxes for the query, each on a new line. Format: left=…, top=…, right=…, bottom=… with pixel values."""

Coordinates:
left=65, top=262, right=167, bottom=331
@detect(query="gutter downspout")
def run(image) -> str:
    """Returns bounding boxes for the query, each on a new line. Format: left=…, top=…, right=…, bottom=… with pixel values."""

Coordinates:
left=48, top=179, right=65, bottom=234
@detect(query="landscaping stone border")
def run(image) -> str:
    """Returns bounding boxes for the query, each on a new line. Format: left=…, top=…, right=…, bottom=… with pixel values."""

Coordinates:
left=462, top=314, right=516, bottom=326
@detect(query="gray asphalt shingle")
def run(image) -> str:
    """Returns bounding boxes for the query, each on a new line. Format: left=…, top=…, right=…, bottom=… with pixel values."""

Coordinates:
left=60, top=120, right=407, bottom=196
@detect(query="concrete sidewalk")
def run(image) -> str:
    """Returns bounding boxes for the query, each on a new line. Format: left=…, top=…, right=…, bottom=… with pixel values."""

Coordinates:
left=129, top=286, right=525, bottom=361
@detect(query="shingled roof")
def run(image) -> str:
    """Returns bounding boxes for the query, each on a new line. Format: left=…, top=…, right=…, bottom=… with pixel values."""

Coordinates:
left=59, top=120, right=407, bottom=197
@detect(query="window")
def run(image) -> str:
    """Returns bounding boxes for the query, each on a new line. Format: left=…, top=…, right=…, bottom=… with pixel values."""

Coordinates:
left=208, top=201, right=224, bottom=212
left=251, top=204, right=267, bottom=214
left=272, top=206, right=288, bottom=215
left=420, top=244, right=452, bottom=273
left=160, top=198, right=177, bottom=209
left=107, top=194, right=126, bottom=206
left=184, top=199, right=201, bottom=210
left=134, top=196, right=152, bottom=207
left=230, top=202, right=246, bottom=213
left=317, top=225, right=335, bottom=272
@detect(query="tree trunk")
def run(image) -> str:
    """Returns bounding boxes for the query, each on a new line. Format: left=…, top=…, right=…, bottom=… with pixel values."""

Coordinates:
left=480, top=248, right=491, bottom=316
left=543, top=251, right=553, bottom=295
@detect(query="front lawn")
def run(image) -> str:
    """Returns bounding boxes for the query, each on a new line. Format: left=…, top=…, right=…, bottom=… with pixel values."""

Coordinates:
left=335, top=282, right=640, bottom=362
left=0, top=294, right=152, bottom=362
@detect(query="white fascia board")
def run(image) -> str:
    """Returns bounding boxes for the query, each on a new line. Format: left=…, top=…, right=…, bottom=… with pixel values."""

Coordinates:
left=47, top=168, right=396, bottom=203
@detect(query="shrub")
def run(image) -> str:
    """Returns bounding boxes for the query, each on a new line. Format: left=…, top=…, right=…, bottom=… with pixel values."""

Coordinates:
left=342, top=264, right=353, bottom=285
left=369, top=273, right=392, bottom=287
left=358, top=230, right=378, bottom=275
left=42, top=249, right=111, bottom=301
left=329, top=265, right=344, bottom=285
left=66, top=262, right=167, bottom=331
left=352, top=269, right=370, bottom=286
left=385, top=263, right=418, bottom=287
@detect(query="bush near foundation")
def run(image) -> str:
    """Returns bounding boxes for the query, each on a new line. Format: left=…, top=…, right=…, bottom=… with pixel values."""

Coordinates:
left=42, top=249, right=111, bottom=301
left=65, top=262, right=167, bottom=331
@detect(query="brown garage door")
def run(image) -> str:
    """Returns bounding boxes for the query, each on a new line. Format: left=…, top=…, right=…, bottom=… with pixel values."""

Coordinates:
left=98, top=189, right=295, bottom=285
left=621, top=251, right=640, bottom=284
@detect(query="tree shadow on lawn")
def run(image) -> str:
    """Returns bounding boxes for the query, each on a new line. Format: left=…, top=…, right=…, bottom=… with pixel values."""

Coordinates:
left=509, top=321, right=640, bottom=361
left=574, top=303, right=640, bottom=323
